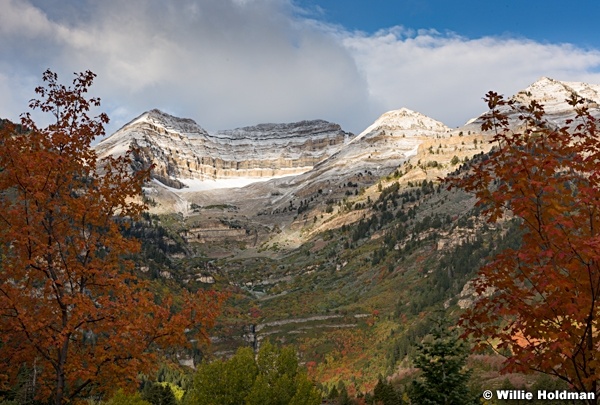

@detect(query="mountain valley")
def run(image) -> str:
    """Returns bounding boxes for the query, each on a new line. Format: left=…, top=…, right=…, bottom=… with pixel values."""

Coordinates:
left=97, top=76, right=600, bottom=392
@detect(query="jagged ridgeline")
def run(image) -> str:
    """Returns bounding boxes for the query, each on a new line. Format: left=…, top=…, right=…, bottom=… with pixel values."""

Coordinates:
left=97, top=77, right=600, bottom=391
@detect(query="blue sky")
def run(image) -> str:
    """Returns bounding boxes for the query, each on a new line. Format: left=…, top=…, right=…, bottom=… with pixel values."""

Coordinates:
left=297, top=1, right=600, bottom=49
left=1, top=0, right=600, bottom=136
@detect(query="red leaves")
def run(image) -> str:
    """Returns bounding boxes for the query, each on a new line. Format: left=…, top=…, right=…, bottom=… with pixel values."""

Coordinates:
left=0, top=71, right=224, bottom=403
left=448, top=92, right=600, bottom=395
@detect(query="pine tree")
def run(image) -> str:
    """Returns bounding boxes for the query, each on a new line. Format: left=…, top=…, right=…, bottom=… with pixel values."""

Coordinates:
left=408, top=320, right=475, bottom=405
left=141, top=384, right=177, bottom=405
left=372, top=378, right=402, bottom=405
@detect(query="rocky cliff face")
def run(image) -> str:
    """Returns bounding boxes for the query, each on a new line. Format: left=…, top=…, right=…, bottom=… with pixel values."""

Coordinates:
left=95, top=109, right=351, bottom=189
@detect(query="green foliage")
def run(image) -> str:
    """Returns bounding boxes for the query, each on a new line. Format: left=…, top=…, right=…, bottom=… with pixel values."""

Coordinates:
left=155, top=364, right=192, bottom=391
left=204, top=204, right=237, bottom=210
left=351, top=215, right=379, bottom=241
left=0, top=365, right=37, bottom=404
left=121, top=216, right=186, bottom=276
left=186, top=342, right=321, bottom=405
left=105, top=389, right=151, bottom=405
left=186, top=347, right=258, bottom=405
left=247, top=342, right=320, bottom=405
left=329, top=382, right=352, bottom=405
left=158, top=383, right=184, bottom=402
left=288, top=376, right=322, bottom=405
left=408, top=319, right=476, bottom=405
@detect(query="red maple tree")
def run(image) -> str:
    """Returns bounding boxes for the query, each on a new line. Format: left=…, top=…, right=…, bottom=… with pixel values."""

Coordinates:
left=449, top=91, right=600, bottom=403
left=0, top=70, right=225, bottom=404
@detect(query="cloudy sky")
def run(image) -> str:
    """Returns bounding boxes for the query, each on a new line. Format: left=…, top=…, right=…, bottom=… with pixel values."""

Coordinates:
left=2, top=0, right=600, bottom=137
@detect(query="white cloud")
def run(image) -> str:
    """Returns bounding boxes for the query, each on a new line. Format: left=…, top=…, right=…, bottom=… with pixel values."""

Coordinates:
left=0, top=0, right=54, bottom=38
left=1, top=0, right=600, bottom=137
left=0, top=0, right=370, bottom=135
left=343, top=28, right=600, bottom=127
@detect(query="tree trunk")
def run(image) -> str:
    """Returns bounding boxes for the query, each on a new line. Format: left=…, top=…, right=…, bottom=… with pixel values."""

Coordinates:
left=54, top=330, right=70, bottom=404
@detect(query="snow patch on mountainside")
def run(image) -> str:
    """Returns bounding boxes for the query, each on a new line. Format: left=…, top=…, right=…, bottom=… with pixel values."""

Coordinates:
left=152, top=174, right=301, bottom=192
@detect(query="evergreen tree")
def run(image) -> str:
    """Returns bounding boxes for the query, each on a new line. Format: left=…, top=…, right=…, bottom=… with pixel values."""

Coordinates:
left=334, top=382, right=352, bottom=405
left=141, top=384, right=176, bottom=405
left=372, top=378, right=403, bottom=405
left=327, top=385, right=339, bottom=401
left=408, top=320, right=476, bottom=405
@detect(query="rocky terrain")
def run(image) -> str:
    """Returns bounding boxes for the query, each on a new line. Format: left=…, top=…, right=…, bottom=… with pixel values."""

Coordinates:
left=95, top=109, right=351, bottom=189
left=98, top=77, right=600, bottom=208
left=121, top=107, right=455, bottom=251
left=92, top=75, right=600, bottom=266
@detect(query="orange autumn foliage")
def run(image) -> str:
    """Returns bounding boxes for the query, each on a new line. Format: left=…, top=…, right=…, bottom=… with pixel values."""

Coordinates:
left=449, top=91, right=600, bottom=402
left=0, top=70, right=225, bottom=404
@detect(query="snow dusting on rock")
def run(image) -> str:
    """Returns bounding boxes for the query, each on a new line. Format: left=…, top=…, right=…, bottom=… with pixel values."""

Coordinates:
left=95, top=110, right=350, bottom=190
left=462, top=77, right=600, bottom=131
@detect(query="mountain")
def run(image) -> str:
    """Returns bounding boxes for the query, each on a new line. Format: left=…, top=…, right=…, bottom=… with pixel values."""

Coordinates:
left=352, top=107, right=451, bottom=141
left=95, top=109, right=351, bottom=189
left=317, top=107, right=450, bottom=171
left=93, top=106, right=452, bottom=223
left=95, top=75, right=598, bottom=307
left=276, top=107, right=451, bottom=213
left=513, top=76, right=600, bottom=115
left=94, top=76, right=600, bottom=228
left=463, top=76, right=600, bottom=131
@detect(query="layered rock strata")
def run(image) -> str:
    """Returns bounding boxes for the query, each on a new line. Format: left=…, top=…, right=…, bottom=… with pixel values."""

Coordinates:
left=95, top=109, right=351, bottom=189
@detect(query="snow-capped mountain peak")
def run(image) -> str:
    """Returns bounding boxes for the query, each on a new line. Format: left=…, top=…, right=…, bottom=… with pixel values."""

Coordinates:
left=513, top=76, right=600, bottom=114
left=372, top=107, right=449, bottom=131
left=123, top=109, right=209, bottom=137
left=463, top=77, right=600, bottom=130
left=351, top=107, right=450, bottom=144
